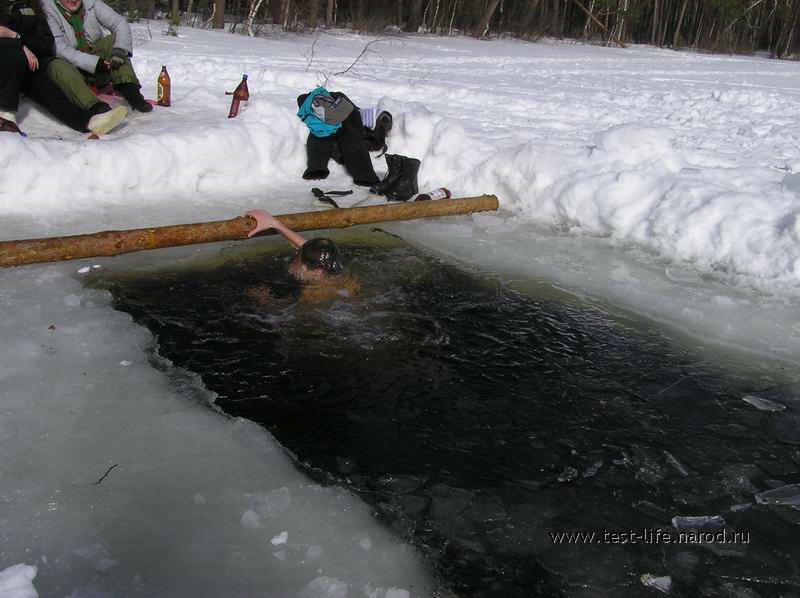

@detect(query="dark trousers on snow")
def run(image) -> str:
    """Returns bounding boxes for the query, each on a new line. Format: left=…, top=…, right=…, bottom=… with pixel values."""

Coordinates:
left=0, top=42, right=90, bottom=132
left=301, top=99, right=379, bottom=186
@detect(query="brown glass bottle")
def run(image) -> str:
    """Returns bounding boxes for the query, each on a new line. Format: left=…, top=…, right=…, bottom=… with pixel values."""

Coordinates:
left=157, top=66, right=171, bottom=107
left=228, top=75, right=249, bottom=118
left=415, top=187, right=452, bottom=201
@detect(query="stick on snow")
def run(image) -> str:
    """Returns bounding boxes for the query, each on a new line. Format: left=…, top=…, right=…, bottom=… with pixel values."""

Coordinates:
left=0, top=195, right=500, bottom=268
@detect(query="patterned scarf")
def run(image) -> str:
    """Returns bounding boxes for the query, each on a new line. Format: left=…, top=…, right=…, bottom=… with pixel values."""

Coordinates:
left=55, top=0, right=92, bottom=52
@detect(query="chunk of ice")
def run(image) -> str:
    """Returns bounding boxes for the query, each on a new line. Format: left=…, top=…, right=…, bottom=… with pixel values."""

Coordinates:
left=298, top=576, right=348, bottom=598
left=557, top=467, right=578, bottom=483
left=741, top=395, right=785, bottom=412
left=582, top=461, right=603, bottom=478
left=305, top=545, right=323, bottom=560
left=240, top=509, right=261, bottom=530
left=258, top=486, right=292, bottom=516
left=755, top=484, right=800, bottom=507
left=663, top=451, right=689, bottom=477
left=640, top=573, right=672, bottom=593
left=671, top=515, right=725, bottom=531
left=271, top=531, right=288, bottom=545
left=63, top=294, right=80, bottom=307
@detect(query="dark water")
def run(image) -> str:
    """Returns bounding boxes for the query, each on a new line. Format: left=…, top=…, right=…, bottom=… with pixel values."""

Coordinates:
left=91, top=235, right=800, bottom=598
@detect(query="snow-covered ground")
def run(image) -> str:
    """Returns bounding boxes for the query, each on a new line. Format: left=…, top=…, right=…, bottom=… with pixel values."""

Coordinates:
left=2, top=22, right=800, bottom=596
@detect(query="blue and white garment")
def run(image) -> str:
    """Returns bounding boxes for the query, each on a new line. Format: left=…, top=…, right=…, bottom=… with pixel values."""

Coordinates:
left=359, top=107, right=377, bottom=129
left=297, top=87, right=342, bottom=138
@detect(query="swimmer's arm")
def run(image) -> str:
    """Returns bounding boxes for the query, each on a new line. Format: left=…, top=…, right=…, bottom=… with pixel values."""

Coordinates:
left=246, top=210, right=306, bottom=249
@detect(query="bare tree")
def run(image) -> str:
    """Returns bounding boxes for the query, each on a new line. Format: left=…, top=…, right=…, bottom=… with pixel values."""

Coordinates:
left=325, top=0, right=334, bottom=28
left=474, top=0, right=501, bottom=38
left=405, top=0, right=424, bottom=32
left=308, top=0, right=320, bottom=28
left=213, top=0, right=225, bottom=28
left=672, top=0, right=689, bottom=46
left=242, top=0, right=264, bottom=35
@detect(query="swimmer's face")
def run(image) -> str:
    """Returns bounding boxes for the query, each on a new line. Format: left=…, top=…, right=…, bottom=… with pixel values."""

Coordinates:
left=289, top=255, right=339, bottom=283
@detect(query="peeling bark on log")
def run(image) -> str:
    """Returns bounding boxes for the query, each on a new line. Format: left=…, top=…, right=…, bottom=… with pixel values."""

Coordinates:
left=0, top=195, right=500, bottom=268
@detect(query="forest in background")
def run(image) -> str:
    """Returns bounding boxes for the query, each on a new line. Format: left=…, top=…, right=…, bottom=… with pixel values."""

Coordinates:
left=121, top=0, right=800, bottom=59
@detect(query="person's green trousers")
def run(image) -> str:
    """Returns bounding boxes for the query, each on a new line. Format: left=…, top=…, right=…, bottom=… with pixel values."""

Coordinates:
left=46, top=34, right=141, bottom=110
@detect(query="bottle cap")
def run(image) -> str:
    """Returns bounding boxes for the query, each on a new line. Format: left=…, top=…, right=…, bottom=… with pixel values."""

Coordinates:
left=243, top=74, right=248, bottom=80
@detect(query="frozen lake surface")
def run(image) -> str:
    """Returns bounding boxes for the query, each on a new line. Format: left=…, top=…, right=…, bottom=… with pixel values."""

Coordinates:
left=1, top=22, right=800, bottom=597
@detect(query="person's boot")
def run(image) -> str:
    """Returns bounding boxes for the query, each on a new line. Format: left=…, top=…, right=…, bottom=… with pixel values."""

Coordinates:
left=364, top=110, right=393, bottom=154
left=385, top=156, right=420, bottom=201
left=370, top=154, right=404, bottom=195
left=115, top=83, right=153, bottom=113
left=372, top=110, right=392, bottom=153
left=0, top=115, right=25, bottom=137
left=87, top=105, right=128, bottom=135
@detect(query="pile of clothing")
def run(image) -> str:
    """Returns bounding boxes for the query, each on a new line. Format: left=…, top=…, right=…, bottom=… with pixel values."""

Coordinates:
left=297, top=87, right=420, bottom=201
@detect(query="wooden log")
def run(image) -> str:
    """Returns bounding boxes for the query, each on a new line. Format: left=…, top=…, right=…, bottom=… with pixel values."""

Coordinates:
left=0, top=195, right=499, bottom=268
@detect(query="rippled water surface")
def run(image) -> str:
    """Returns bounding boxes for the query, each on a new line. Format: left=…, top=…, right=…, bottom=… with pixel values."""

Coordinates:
left=92, top=234, right=800, bottom=597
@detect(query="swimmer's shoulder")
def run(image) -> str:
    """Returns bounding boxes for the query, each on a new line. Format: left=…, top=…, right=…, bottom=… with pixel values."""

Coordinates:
left=299, top=274, right=361, bottom=304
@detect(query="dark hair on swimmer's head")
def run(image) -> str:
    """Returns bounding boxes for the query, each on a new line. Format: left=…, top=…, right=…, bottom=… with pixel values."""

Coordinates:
left=298, top=238, right=344, bottom=276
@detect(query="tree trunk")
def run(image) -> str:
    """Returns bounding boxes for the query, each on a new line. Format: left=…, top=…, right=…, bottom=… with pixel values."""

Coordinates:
left=584, top=0, right=595, bottom=39
left=551, top=0, right=559, bottom=35
left=242, top=0, right=264, bottom=34
left=0, top=196, right=500, bottom=268
left=405, top=0, right=423, bottom=32
left=474, top=0, right=501, bottom=38
left=212, top=0, right=224, bottom=28
left=650, top=0, right=657, bottom=45
left=672, top=0, right=689, bottom=47
left=308, top=0, right=319, bottom=28
left=325, top=0, right=333, bottom=28
left=573, top=0, right=626, bottom=47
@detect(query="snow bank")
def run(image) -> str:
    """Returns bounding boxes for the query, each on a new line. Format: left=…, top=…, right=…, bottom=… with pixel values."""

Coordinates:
left=0, top=565, right=37, bottom=598
left=3, top=28, right=800, bottom=297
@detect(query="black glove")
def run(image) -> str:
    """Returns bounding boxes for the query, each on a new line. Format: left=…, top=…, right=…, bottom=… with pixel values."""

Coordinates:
left=110, top=47, right=128, bottom=69
left=94, top=58, right=111, bottom=88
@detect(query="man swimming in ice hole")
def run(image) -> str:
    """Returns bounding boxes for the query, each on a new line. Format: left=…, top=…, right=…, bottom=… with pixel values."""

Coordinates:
left=246, top=209, right=360, bottom=304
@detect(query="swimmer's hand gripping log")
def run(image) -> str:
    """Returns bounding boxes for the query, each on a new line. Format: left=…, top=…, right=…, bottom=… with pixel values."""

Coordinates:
left=0, top=195, right=500, bottom=268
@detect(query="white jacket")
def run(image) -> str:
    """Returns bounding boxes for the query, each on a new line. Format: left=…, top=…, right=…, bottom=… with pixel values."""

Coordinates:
left=42, top=0, right=133, bottom=73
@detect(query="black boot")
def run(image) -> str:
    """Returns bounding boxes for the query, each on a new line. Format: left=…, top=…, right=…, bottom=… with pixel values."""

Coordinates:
left=364, top=110, right=392, bottom=154
left=385, top=156, right=420, bottom=202
left=370, top=154, right=405, bottom=195
left=115, top=83, right=153, bottom=113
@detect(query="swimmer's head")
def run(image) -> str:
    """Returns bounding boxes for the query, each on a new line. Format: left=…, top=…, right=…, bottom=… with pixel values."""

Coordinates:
left=289, top=238, right=344, bottom=282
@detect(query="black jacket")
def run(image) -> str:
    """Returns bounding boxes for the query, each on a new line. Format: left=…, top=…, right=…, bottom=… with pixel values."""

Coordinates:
left=296, top=90, right=379, bottom=186
left=0, top=0, right=55, bottom=61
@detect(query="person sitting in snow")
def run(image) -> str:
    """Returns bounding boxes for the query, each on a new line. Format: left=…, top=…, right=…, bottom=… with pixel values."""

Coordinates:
left=0, top=0, right=126, bottom=135
left=41, top=0, right=152, bottom=114
left=244, top=209, right=360, bottom=304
